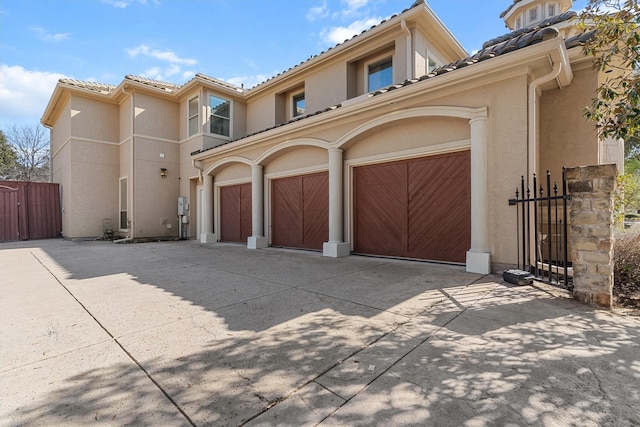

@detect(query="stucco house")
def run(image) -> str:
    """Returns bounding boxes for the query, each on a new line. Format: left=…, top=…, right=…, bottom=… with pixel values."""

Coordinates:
left=41, top=0, right=623, bottom=274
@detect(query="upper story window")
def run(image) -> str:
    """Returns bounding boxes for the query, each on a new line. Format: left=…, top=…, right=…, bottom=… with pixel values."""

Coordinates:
left=209, top=95, right=231, bottom=138
left=515, top=16, right=522, bottom=30
left=292, top=92, right=305, bottom=117
left=548, top=4, right=556, bottom=17
left=427, top=56, right=438, bottom=73
left=367, top=57, right=393, bottom=92
left=188, top=96, right=199, bottom=136
left=528, top=7, right=538, bottom=23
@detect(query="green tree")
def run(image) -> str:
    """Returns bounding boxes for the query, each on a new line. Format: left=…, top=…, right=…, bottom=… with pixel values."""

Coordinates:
left=0, top=130, right=17, bottom=179
left=5, top=125, right=50, bottom=182
left=579, top=0, right=640, bottom=140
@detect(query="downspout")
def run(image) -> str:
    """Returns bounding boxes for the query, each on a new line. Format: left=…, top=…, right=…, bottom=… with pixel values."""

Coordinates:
left=122, top=85, right=135, bottom=241
left=401, top=19, right=413, bottom=81
left=528, top=57, right=562, bottom=180
left=192, top=159, right=204, bottom=183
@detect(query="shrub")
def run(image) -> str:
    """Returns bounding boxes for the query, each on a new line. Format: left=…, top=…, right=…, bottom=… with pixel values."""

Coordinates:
left=613, top=230, right=640, bottom=307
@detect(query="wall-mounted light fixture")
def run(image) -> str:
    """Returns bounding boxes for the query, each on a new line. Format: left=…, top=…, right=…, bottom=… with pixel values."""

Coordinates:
left=160, top=168, right=167, bottom=179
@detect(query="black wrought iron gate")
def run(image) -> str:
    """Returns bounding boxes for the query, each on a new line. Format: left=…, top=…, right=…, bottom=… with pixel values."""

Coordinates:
left=508, top=169, right=572, bottom=288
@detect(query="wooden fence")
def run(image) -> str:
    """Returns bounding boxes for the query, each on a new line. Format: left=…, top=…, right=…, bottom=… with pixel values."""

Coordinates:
left=0, top=181, right=61, bottom=242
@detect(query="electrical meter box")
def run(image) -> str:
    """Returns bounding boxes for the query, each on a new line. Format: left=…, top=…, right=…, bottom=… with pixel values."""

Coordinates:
left=178, top=197, right=187, bottom=215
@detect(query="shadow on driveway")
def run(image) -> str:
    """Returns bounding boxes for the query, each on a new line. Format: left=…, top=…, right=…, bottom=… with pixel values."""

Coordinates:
left=1, top=240, right=639, bottom=426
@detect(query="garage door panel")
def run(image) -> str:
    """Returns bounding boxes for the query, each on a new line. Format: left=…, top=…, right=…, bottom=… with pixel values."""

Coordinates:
left=220, top=185, right=241, bottom=242
left=272, top=177, right=302, bottom=248
left=408, top=152, right=470, bottom=262
left=354, top=163, right=407, bottom=255
left=220, top=183, right=252, bottom=243
left=302, top=173, right=329, bottom=250
left=354, top=151, right=470, bottom=263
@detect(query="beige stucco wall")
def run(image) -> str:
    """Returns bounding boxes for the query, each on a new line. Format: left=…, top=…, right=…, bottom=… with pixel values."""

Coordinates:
left=306, top=64, right=348, bottom=114
left=65, top=140, right=119, bottom=238
left=247, top=92, right=276, bottom=135
left=133, top=92, right=179, bottom=141
left=539, top=62, right=599, bottom=179
left=131, top=137, right=180, bottom=238
left=344, top=117, right=469, bottom=160
left=120, top=97, right=132, bottom=141
left=50, top=97, right=71, bottom=155
left=70, top=95, right=119, bottom=143
left=264, top=147, right=328, bottom=176
left=215, top=163, right=251, bottom=184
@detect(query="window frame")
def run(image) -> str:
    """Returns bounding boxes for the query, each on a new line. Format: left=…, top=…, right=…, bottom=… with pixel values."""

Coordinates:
left=528, top=6, right=539, bottom=24
left=119, top=177, right=128, bottom=231
left=188, top=96, right=199, bottom=137
left=365, top=54, right=393, bottom=92
left=292, top=91, right=306, bottom=118
left=208, top=94, right=232, bottom=139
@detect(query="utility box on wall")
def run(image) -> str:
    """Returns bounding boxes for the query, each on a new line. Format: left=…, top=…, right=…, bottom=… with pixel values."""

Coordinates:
left=178, top=197, right=187, bottom=216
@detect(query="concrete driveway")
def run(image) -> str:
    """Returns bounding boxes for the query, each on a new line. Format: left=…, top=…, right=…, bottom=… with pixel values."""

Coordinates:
left=1, top=240, right=639, bottom=426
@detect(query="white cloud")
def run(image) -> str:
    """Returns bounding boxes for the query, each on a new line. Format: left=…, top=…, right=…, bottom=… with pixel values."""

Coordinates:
left=99, top=0, right=158, bottom=8
left=100, top=0, right=129, bottom=8
left=225, top=73, right=276, bottom=89
left=320, top=17, right=381, bottom=45
left=127, top=44, right=197, bottom=81
left=30, top=26, right=71, bottom=42
left=0, top=64, right=67, bottom=126
left=336, top=0, right=369, bottom=19
left=306, top=1, right=329, bottom=21
left=127, top=44, right=197, bottom=65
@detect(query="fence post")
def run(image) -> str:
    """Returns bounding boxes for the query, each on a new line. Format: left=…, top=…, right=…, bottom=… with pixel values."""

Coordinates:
left=565, top=164, right=617, bottom=308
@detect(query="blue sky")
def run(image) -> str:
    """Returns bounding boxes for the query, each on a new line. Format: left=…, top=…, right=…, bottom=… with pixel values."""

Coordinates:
left=0, top=0, right=589, bottom=130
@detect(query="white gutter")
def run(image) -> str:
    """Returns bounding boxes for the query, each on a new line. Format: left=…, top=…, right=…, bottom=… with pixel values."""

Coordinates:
left=401, top=19, right=413, bottom=80
left=527, top=52, right=564, bottom=181
left=192, top=159, right=204, bottom=183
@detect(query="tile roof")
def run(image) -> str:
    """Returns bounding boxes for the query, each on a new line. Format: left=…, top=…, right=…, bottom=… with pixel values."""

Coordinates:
left=484, top=10, right=578, bottom=48
left=58, top=79, right=116, bottom=94
left=191, top=73, right=244, bottom=93
left=124, top=75, right=180, bottom=92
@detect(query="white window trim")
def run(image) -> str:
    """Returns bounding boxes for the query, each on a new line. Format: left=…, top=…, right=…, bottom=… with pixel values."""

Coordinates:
left=364, top=52, right=394, bottom=92
left=188, top=96, right=199, bottom=137
left=425, top=49, right=443, bottom=74
left=119, top=176, right=128, bottom=231
left=527, top=5, right=540, bottom=25
left=208, top=93, right=232, bottom=140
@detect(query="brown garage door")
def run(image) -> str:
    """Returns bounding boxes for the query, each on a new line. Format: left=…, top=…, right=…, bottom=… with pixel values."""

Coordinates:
left=271, top=172, right=328, bottom=250
left=354, top=151, right=470, bottom=263
left=220, top=183, right=252, bottom=243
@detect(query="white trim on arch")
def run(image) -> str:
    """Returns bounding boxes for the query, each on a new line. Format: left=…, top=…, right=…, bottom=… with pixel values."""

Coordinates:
left=255, top=138, right=331, bottom=165
left=203, top=156, right=252, bottom=176
left=334, top=106, right=488, bottom=149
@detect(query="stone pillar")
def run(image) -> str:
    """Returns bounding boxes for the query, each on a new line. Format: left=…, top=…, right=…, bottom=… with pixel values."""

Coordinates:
left=466, top=116, right=491, bottom=274
left=566, top=164, right=617, bottom=308
left=200, top=174, right=215, bottom=243
left=248, top=164, right=268, bottom=249
left=323, top=148, right=350, bottom=258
